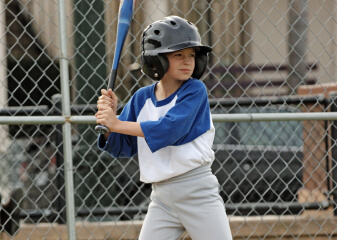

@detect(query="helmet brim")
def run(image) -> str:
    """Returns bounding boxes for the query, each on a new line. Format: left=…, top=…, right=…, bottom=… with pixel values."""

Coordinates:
left=166, top=42, right=212, bottom=53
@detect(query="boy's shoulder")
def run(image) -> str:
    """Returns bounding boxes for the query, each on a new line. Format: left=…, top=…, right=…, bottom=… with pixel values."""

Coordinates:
left=134, top=82, right=155, bottom=96
left=185, top=78, right=206, bottom=87
left=179, top=78, right=207, bottom=93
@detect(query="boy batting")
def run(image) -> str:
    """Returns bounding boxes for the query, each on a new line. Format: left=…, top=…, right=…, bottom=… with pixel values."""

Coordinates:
left=95, top=16, right=232, bottom=240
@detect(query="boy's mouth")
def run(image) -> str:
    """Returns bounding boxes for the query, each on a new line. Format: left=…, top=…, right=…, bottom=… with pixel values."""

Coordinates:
left=180, top=69, right=192, bottom=73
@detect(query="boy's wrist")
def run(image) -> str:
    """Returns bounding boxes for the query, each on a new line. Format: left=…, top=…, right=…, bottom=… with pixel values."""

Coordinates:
left=110, top=117, right=121, bottom=133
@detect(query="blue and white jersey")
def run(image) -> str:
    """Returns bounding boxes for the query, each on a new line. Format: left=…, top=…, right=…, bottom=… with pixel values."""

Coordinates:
left=98, top=78, right=215, bottom=183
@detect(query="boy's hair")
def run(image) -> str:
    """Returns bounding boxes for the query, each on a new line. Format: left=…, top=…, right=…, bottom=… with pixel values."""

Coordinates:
left=141, top=16, right=212, bottom=80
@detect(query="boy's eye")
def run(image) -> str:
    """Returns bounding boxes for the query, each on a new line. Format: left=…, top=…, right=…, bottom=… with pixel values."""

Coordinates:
left=174, top=53, right=195, bottom=58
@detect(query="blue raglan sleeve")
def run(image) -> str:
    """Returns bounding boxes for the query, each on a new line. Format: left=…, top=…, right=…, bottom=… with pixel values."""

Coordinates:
left=140, top=80, right=211, bottom=153
left=97, top=95, right=139, bottom=158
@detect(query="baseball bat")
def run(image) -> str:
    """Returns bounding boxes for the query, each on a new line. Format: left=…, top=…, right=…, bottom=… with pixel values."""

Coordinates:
left=95, top=0, right=136, bottom=134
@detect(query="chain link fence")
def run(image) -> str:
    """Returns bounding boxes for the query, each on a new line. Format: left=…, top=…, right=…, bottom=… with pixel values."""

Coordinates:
left=1, top=0, right=337, bottom=239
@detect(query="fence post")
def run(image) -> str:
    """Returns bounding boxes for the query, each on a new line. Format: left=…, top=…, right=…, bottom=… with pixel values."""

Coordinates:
left=57, top=0, right=76, bottom=239
left=330, top=92, right=337, bottom=216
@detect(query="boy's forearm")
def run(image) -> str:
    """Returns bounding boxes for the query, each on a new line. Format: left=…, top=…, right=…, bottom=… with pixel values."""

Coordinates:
left=112, top=119, right=144, bottom=137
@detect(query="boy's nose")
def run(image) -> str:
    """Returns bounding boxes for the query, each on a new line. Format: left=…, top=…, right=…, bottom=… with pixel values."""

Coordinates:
left=183, top=56, right=193, bottom=63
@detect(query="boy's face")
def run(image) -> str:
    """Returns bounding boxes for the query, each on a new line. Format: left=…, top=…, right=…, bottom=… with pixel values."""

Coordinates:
left=164, top=47, right=196, bottom=81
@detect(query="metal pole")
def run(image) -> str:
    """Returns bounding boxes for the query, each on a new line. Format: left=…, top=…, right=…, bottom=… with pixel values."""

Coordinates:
left=288, top=0, right=309, bottom=94
left=4, top=112, right=337, bottom=124
left=329, top=92, right=337, bottom=216
left=57, top=0, right=76, bottom=239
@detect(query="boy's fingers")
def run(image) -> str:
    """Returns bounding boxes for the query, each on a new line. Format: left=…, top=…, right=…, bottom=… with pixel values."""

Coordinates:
left=101, top=89, right=110, bottom=97
left=98, top=89, right=117, bottom=111
left=98, top=96, right=113, bottom=104
left=110, top=91, right=118, bottom=102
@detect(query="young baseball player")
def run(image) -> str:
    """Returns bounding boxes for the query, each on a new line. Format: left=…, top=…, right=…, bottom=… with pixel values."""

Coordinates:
left=96, top=16, right=232, bottom=240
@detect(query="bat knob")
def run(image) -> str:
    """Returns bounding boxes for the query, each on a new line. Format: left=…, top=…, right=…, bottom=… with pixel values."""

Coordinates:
left=95, top=125, right=110, bottom=134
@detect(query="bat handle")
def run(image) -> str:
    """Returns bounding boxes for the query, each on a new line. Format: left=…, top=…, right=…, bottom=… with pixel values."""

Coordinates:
left=95, top=69, right=118, bottom=134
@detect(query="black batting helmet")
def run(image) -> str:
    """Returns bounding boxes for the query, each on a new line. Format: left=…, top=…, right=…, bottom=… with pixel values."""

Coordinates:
left=141, top=16, right=212, bottom=80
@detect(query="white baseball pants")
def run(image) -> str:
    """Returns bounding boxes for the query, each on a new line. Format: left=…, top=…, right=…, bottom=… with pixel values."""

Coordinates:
left=139, top=164, right=233, bottom=240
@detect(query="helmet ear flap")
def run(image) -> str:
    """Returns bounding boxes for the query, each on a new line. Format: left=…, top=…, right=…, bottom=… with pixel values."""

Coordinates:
left=141, top=55, right=165, bottom=80
left=192, top=53, right=208, bottom=79
left=158, top=54, right=169, bottom=77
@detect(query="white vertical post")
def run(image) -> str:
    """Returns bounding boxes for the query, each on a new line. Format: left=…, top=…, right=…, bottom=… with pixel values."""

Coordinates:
left=0, top=0, right=10, bottom=153
left=57, top=0, right=76, bottom=239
